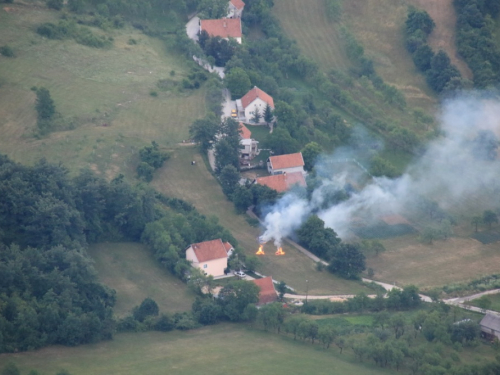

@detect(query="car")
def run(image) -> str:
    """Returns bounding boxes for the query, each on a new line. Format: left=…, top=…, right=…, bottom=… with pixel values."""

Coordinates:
left=234, top=270, right=246, bottom=277
left=231, top=109, right=237, bottom=118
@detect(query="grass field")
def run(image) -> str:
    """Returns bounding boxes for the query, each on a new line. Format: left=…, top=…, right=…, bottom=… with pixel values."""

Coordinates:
left=152, top=145, right=372, bottom=295
left=0, top=4, right=206, bottom=179
left=0, top=324, right=399, bottom=375
left=88, top=242, right=195, bottom=316
left=367, top=235, right=500, bottom=289
left=468, top=293, right=500, bottom=312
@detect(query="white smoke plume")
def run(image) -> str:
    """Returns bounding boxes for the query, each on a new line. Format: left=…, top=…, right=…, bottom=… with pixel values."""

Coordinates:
left=260, top=93, right=500, bottom=242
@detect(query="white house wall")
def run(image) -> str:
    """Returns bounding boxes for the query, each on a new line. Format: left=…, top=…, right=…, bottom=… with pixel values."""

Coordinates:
left=244, top=98, right=268, bottom=124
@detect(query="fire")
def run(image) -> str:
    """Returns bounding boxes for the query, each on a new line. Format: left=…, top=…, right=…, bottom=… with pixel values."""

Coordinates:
left=275, top=247, right=285, bottom=255
left=256, top=245, right=265, bottom=255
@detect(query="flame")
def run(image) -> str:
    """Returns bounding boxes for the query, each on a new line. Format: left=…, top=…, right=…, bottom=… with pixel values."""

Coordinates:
left=275, top=247, right=285, bottom=255
left=256, top=245, right=265, bottom=255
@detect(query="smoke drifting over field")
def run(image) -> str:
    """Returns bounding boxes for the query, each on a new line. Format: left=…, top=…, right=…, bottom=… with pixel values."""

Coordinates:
left=260, top=94, right=500, bottom=245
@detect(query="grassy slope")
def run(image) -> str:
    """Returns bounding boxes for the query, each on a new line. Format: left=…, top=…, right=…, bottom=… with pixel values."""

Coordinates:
left=88, top=242, right=195, bottom=316
left=273, top=0, right=435, bottom=113
left=0, top=324, right=398, bottom=375
left=152, top=145, right=371, bottom=295
left=0, top=4, right=206, bottom=179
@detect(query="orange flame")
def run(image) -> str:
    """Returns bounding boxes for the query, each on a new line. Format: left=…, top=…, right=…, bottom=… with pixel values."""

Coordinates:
left=256, top=245, right=265, bottom=255
left=275, top=247, right=285, bottom=255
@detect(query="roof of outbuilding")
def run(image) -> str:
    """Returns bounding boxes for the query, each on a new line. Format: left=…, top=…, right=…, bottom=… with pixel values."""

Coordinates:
left=480, top=314, right=500, bottom=331
left=256, top=172, right=306, bottom=193
left=223, top=241, right=234, bottom=252
left=230, top=0, right=245, bottom=10
left=239, top=123, right=252, bottom=139
left=252, top=276, right=278, bottom=305
left=240, top=86, right=274, bottom=109
left=189, top=239, right=229, bottom=262
left=268, top=152, right=304, bottom=170
left=200, top=18, right=242, bottom=39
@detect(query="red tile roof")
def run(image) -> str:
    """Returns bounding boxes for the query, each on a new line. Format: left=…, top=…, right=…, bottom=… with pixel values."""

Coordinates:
left=239, top=123, right=252, bottom=139
left=223, top=241, right=234, bottom=252
left=230, top=0, right=245, bottom=10
left=256, top=172, right=306, bottom=193
left=252, top=276, right=278, bottom=305
left=200, top=18, right=242, bottom=40
left=190, top=239, right=228, bottom=262
left=241, top=86, right=274, bottom=109
left=268, top=152, right=304, bottom=170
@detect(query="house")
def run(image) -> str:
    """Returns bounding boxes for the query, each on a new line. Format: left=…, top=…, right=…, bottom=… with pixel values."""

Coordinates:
left=480, top=314, right=500, bottom=340
left=228, top=0, right=245, bottom=18
left=199, top=18, right=242, bottom=44
left=251, top=276, right=278, bottom=305
left=255, top=172, right=306, bottom=193
left=236, top=86, right=274, bottom=124
left=239, top=123, right=259, bottom=159
left=186, top=239, right=233, bottom=277
left=267, top=152, right=305, bottom=175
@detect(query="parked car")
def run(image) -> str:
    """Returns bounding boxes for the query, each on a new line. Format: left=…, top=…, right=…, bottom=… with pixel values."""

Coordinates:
left=231, top=109, right=237, bottom=118
left=234, top=270, right=246, bottom=277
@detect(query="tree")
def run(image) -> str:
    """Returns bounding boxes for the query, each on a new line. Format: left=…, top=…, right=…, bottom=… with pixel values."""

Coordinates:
left=232, top=185, right=253, bottom=213
left=154, top=314, right=175, bottom=331
left=219, top=165, right=240, bottom=197
left=274, top=101, right=298, bottom=133
left=251, top=107, right=261, bottom=124
left=328, top=243, right=366, bottom=279
left=276, top=281, right=287, bottom=300
left=285, top=315, right=308, bottom=340
left=406, top=8, right=435, bottom=35
left=137, top=162, right=155, bottom=182
left=244, top=254, right=261, bottom=272
left=301, top=142, right=322, bottom=172
left=46, top=0, right=63, bottom=10
left=318, top=326, right=336, bottom=348
left=215, top=138, right=239, bottom=173
left=35, top=87, right=55, bottom=120
left=266, top=128, right=300, bottom=155
left=225, top=68, right=251, bottom=99
left=217, top=280, right=259, bottom=321
left=197, top=0, right=228, bottom=19
left=133, top=298, right=159, bottom=322
left=412, top=44, right=434, bottom=72
left=369, top=156, right=397, bottom=178
left=264, top=104, right=273, bottom=125
left=139, top=141, right=169, bottom=169
left=483, top=210, right=498, bottom=229
left=189, top=114, right=219, bottom=152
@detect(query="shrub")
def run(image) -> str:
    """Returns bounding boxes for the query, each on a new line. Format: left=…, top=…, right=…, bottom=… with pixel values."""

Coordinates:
left=0, top=45, right=14, bottom=57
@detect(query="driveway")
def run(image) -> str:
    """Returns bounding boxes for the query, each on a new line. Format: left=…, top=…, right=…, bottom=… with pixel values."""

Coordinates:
left=186, top=16, right=200, bottom=41
left=221, top=88, right=236, bottom=120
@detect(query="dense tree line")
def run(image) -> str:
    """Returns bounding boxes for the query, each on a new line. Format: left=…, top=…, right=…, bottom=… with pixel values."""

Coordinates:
left=405, top=8, right=463, bottom=93
left=454, top=0, right=500, bottom=88
left=0, top=155, right=240, bottom=352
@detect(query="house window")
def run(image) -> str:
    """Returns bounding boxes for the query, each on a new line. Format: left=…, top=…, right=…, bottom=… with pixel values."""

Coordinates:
left=203, top=264, right=207, bottom=269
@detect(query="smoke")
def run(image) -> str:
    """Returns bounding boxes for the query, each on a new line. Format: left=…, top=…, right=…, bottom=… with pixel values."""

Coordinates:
left=260, top=93, right=500, bottom=242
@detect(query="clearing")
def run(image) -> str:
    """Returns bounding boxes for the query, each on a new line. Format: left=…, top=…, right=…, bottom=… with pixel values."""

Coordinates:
left=88, top=242, right=195, bottom=316
left=0, top=324, right=397, bottom=375
left=367, top=235, right=500, bottom=289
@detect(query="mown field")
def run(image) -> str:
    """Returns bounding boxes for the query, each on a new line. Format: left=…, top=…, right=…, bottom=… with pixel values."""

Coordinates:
left=88, top=242, right=195, bottom=316
left=0, top=4, right=206, bottom=179
left=367, top=235, right=500, bottom=289
left=152, top=145, right=372, bottom=295
left=0, top=324, right=399, bottom=375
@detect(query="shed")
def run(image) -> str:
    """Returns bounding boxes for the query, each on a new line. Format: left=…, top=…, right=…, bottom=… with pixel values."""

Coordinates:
left=480, top=313, right=500, bottom=340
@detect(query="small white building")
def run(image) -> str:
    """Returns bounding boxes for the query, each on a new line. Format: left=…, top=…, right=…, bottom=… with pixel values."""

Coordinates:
left=267, top=152, right=305, bottom=175
left=239, top=123, right=259, bottom=159
left=236, top=86, right=274, bottom=124
left=228, top=0, right=245, bottom=18
left=186, top=239, right=234, bottom=277
left=199, top=18, right=242, bottom=44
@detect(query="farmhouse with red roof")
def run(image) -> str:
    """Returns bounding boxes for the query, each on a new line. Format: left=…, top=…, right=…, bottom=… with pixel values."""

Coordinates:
left=256, top=171, right=306, bottom=193
left=251, top=276, right=278, bottom=305
left=186, top=239, right=233, bottom=277
left=267, top=152, right=305, bottom=175
left=228, top=0, right=245, bottom=18
left=199, top=18, right=242, bottom=44
left=236, top=86, right=274, bottom=124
